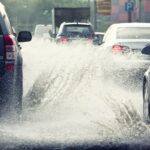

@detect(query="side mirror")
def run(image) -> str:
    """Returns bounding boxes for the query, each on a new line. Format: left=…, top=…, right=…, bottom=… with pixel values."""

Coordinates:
left=50, top=33, right=56, bottom=38
left=141, top=45, right=150, bottom=55
left=17, top=31, right=32, bottom=42
left=93, top=35, right=99, bottom=45
left=93, top=34, right=103, bottom=45
left=49, top=30, right=56, bottom=38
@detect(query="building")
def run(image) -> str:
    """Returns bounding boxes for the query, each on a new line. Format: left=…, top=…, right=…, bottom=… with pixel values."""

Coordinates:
left=111, top=0, right=150, bottom=23
left=95, top=0, right=150, bottom=31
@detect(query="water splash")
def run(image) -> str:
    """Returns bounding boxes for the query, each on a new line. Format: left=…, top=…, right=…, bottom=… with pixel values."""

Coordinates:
left=0, top=39, right=149, bottom=146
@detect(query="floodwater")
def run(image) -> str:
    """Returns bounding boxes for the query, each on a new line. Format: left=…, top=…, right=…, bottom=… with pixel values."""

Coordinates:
left=0, top=38, right=150, bottom=149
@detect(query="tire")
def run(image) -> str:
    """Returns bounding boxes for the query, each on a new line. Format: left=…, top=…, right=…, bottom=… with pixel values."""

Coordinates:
left=143, top=80, right=150, bottom=124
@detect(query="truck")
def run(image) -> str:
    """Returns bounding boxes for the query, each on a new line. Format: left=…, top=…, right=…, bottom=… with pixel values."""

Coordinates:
left=51, top=7, right=90, bottom=36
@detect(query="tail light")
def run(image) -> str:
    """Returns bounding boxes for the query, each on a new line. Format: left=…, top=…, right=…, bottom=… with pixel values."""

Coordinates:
left=4, top=35, right=16, bottom=71
left=4, top=35, right=16, bottom=60
left=57, top=37, right=70, bottom=43
left=112, top=45, right=130, bottom=54
left=88, top=37, right=93, bottom=43
left=6, top=64, right=14, bottom=71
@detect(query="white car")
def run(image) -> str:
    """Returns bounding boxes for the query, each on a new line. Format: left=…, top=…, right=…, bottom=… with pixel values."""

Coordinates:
left=34, top=24, right=52, bottom=39
left=100, top=23, right=150, bottom=87
left=101, top=23, right=150, bottom=54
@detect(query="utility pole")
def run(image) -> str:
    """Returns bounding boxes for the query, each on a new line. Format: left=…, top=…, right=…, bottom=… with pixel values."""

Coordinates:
left=128, top=0, right=132, bottom=22
left=88, top=0, right=90, bottom=6
left=139, top=0, right=142, bottom=22
left=90, top=0, right=97, bottom=31
left=90, top=0, right=97, bottom=30
left=128, top=10, right=132, bottom=22
left=127, top=0, right=132, bottom=22
left=125, top=0, right=134, bottom=22
left=23, top=0, right=29, bottom=30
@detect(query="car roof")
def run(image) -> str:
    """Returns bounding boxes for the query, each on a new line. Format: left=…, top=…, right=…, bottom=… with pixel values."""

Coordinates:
left=62, top=22, right=92, bottom=26
left=95, top=32, right=105, bottom=35
left=111, top=23, right=150, bottom=28
left=0, top=2, right=5, bottom=16
left=35, top=24, right=52, bottom=28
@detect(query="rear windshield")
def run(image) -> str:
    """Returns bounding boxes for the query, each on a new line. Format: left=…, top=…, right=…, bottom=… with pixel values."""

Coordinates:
left=117, top=27, right=150, bottom=39
left=34, top=26, right=51, bottom=36
left=62, top=25, right=94, bottom=37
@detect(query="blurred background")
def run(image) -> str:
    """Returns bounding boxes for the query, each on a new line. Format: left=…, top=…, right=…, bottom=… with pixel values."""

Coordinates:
left=1, top=0, right=149, bottom=33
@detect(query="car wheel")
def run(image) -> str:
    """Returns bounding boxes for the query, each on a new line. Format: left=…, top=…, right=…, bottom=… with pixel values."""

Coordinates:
left=143, top=80, right=150, bottom=123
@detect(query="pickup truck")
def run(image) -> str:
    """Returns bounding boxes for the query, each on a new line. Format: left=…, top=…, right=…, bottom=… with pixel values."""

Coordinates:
left=0, top=2, right=32, bottom=116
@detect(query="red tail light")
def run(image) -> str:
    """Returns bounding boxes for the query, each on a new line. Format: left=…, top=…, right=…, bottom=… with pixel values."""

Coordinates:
left=57, top=38, right=69, bottom=43
left=112, top=45, right=130, bottom=54
left=88, top=37, right=93, bottom=43
left=6, top=64, right=14, bottom=71
left=4, top=35, right=16, bottom=60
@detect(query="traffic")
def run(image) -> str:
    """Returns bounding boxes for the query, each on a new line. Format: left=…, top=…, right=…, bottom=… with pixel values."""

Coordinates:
left=1, top=0, right=150, bottom=150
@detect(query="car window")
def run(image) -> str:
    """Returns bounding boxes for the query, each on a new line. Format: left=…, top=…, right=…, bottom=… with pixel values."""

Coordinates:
left=34, top=25, right=51, bottom=37
left=117, top=27, right=150, bottom=39
left=65, top=25, right=91, bottom=33
left=61, top=24, right=94, bottom=37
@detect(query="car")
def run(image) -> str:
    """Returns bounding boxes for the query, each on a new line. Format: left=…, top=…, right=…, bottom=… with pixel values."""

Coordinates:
left=101, top=23, right=150, bottom=54
left=93, top=32, right=105, bottom=45
left=142, top=45, right=150, bottom=123
left=0, top=2, right=32, bottom=116
left=100, top=23, right=150, bottom=86
left=34, top=24, right=52, bottom=39
left=55, top=22, right=95, bottom=44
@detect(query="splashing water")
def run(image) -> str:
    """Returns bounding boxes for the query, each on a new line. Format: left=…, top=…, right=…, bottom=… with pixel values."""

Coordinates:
left=0, top=38, right=150, bottom=147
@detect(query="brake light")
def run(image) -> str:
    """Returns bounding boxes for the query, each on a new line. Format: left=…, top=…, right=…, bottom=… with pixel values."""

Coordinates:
left=88, top=37, right=93, bottom=43
left=112, top=45, right=130, bottom=54
left=57, top=38, right=69, bottom=43
left=6, top=64, right=14, bottom=71
left=4, top=35, right=16, bottom=60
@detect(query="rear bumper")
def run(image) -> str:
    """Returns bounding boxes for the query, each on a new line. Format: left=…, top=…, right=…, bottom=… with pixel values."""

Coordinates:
left=0, top=62, right=16, bottom=96
left=0, top=59, right=15, bottom=76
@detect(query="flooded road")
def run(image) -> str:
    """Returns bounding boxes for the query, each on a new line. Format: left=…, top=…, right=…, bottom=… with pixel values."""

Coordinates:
left=0, top=39, right=150, bottom=149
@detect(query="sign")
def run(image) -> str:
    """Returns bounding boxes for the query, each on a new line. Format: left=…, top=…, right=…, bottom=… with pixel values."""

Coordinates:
left=125, top=2, right=134, bottom=12
left=96, top=0, right=111, bottom=15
